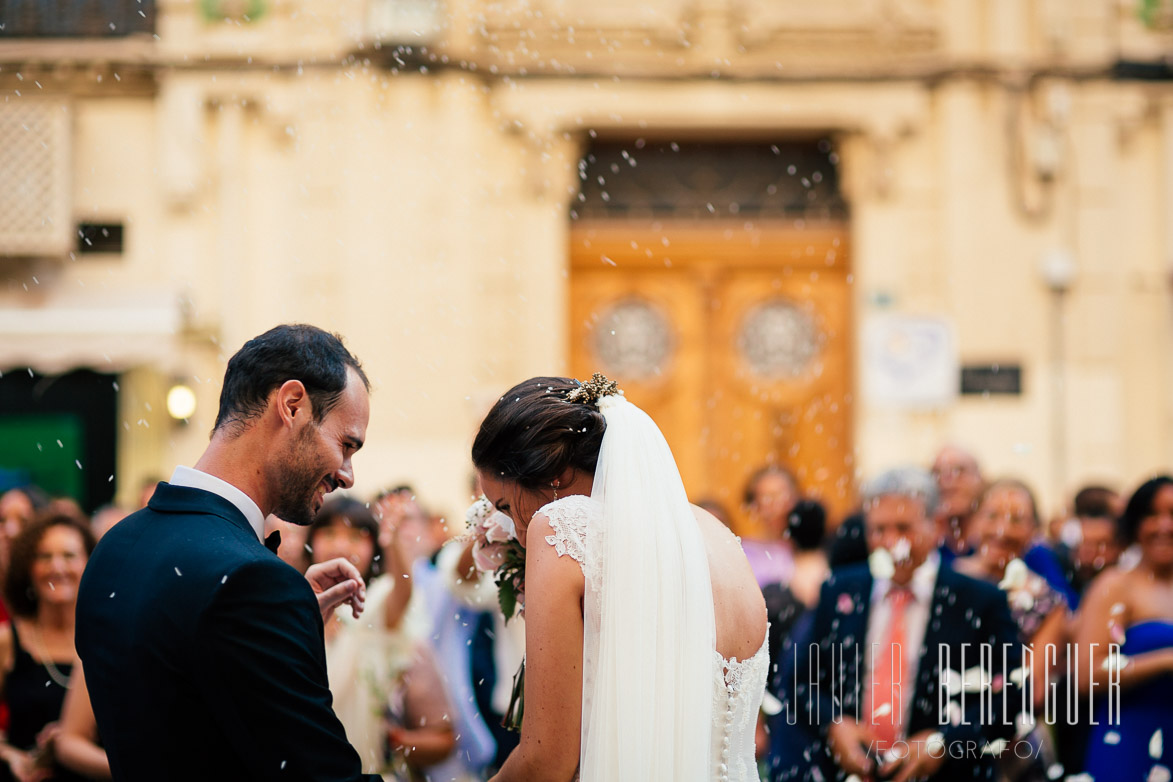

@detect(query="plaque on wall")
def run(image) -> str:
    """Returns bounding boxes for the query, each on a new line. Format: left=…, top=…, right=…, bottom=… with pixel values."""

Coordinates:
left=960, top=365, right=1022, bottom=396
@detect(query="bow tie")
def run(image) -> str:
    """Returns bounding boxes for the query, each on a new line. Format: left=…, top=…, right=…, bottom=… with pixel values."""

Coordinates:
left=264, top=530, right=282, bottom=554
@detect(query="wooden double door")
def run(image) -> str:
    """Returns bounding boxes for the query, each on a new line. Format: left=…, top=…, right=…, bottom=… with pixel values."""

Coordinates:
left=569, top=224, right=854, bottom=534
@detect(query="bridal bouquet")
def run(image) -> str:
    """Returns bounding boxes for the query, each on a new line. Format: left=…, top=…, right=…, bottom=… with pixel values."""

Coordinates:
left=466, top=496, right=526, bottom=621
left=466, top=496, right=527, bottom=730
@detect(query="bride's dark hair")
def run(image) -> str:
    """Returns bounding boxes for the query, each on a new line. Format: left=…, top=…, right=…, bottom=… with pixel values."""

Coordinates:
left=472, top=376, right=606, bottom=489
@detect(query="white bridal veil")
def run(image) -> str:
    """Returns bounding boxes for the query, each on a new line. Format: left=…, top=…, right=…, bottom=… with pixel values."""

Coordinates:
left=579, top=394, right=715, bottom=781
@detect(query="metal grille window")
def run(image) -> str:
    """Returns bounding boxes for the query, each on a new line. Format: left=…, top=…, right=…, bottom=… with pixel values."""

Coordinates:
left=0, top=0, right=156, bottom=37
left=572, top=140, right=847, bottom=221
left=0, top=99, right=71, bottom=257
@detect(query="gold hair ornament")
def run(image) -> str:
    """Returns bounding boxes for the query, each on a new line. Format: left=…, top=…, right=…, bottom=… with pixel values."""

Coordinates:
left=566, top=373, right=621, bottom=406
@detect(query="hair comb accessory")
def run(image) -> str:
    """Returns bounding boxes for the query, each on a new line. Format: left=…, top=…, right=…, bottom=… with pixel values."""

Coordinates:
left=566, top=372, right=621, bottom=406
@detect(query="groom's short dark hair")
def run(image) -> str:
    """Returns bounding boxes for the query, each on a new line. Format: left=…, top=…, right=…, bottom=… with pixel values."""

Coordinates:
left=213, top=324, right=368, bottom=435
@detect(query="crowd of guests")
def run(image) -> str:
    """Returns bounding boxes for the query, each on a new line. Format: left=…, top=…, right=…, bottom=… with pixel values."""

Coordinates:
left=738, top=449, right=1173, bottom=782
left=0, top=444, right=1169, bottom=781
left=0, top=477, right=527, bottom=782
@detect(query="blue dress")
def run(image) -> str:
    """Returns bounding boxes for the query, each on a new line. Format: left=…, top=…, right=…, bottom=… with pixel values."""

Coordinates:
left=1086, top=620, right=1173, bottom=780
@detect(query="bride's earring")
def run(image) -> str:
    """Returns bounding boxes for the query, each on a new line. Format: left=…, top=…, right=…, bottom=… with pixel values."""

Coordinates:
left=552, top=480, right=560, bottom=499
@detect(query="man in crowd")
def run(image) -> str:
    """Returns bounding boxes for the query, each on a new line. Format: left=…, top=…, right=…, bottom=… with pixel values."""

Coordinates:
left=77, top=324, right=380, bottom=781
left=795, top=467, right=1022, bottom=782
left=930, top=444, right=983, bottom=561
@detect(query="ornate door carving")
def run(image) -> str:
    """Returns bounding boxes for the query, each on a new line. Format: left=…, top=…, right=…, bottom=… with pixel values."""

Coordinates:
left=570, top=225, right=854, bottom=533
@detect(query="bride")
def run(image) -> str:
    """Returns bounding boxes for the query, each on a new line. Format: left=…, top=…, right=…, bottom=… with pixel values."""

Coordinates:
left=472, top=374, right=768, bottom=782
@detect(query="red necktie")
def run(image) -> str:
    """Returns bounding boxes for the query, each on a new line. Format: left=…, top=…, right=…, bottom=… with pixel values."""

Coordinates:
left=868, top=585, right=912, bottom=749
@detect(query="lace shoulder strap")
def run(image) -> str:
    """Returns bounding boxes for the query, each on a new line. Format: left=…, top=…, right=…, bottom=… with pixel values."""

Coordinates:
left=539, top=494, right=598, bottom=568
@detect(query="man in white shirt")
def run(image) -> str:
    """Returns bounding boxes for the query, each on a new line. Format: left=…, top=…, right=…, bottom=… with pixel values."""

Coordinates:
left=793, top=467, right=1022, bottom=782
left=77, top=324, right=381, bottom=781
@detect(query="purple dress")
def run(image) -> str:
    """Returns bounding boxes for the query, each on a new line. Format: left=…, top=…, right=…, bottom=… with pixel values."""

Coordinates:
left=741, top=539, right=794, bottom=588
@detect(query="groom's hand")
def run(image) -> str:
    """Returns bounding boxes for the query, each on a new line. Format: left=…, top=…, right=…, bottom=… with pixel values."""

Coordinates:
left=305, top=557, right=367, bottom=623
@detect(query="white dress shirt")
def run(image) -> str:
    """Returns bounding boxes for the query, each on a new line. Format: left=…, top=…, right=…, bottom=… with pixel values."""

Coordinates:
left=864, top=551, right=941, bottom=730
left=169, top=465, right=265, bottom=542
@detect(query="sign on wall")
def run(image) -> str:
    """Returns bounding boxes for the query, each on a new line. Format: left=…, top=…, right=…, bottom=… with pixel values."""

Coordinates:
left=863, top=315, right=958, bottom=409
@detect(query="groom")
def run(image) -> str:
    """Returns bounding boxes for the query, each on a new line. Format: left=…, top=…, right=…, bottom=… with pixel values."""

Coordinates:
left=76, top=324, right=381, bottom=781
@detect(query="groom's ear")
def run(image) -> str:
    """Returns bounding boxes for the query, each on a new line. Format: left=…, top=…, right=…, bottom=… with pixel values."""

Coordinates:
left=272, top=379, right=310, bottom=429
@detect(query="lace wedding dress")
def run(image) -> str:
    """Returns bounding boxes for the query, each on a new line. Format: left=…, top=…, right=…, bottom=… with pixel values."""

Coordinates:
left=542, top=494, right=769, bottom=782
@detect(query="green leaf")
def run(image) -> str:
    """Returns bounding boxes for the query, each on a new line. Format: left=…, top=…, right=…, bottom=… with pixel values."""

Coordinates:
left=498, top=584, right=517, bottom=620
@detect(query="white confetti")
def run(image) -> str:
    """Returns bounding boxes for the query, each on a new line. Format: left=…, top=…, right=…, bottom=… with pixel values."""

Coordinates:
left=1046, top=763, right=1064, bottom=779
left=1152, top=729, right=1164, bottom=760
left=999, top=558, right=1028, bottom=591
left=1150, top=766, right=1171, bottom=782
left=872, top=702, right=892, bottom=719
left=174, top=567, right=183, bottom=577
left=1104, top=731, right=1121, bottom=745
left=941, top=668, right=964, bottom=697
left=1012, top=591, right=1036, bottom=612
left=1102, top=653, right=1130, bottom=673
left=221, top=575, right=228, bottom=584
left=963, top=665, right=991, bottom=693
left=109, top=592, right=115, bottom=598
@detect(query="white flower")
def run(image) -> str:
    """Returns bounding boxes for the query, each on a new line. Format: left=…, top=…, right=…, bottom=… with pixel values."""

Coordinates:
left=869, top=547, right=895, bottom=580
left=465, top=496, right=494, bottom=530
left=484, top=511, right=516, bottom=543
left=999, top=558, right=1029, bottom=591
left=1152, top=729, right=1164, bottom=761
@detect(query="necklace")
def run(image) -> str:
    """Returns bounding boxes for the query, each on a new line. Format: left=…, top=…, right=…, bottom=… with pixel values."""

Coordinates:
left=29, top=623, right=72, bottom=689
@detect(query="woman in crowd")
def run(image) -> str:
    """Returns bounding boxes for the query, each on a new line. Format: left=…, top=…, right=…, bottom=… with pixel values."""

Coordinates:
left=0, top=514, right=95, bottom=782
left=953, top=479, right=1067, bottom=781
left=955, top=479, right=1069, bottom=697
left=740, top=465, right=799, bottom=588
left=1079, top=475, right=1173, bottom=779
left=307, top=497, right=454, bottom=779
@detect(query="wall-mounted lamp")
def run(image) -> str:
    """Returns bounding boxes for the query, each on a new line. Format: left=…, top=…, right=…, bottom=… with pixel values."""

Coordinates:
left=167, top=383, right=197, bottom=422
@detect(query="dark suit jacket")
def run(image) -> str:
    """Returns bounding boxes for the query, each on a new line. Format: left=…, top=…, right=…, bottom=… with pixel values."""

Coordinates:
left=76, top=482, right=379, bottom=781
left=793, top=562, right=1023, bottom=782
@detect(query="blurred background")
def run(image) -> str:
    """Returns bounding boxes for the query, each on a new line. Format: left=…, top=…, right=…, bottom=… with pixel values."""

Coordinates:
left=2, top=0, right=1172, bottom=533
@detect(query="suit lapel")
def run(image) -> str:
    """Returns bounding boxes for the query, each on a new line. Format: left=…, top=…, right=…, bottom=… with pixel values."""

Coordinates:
left=147, top=482, right=259, bottom=540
